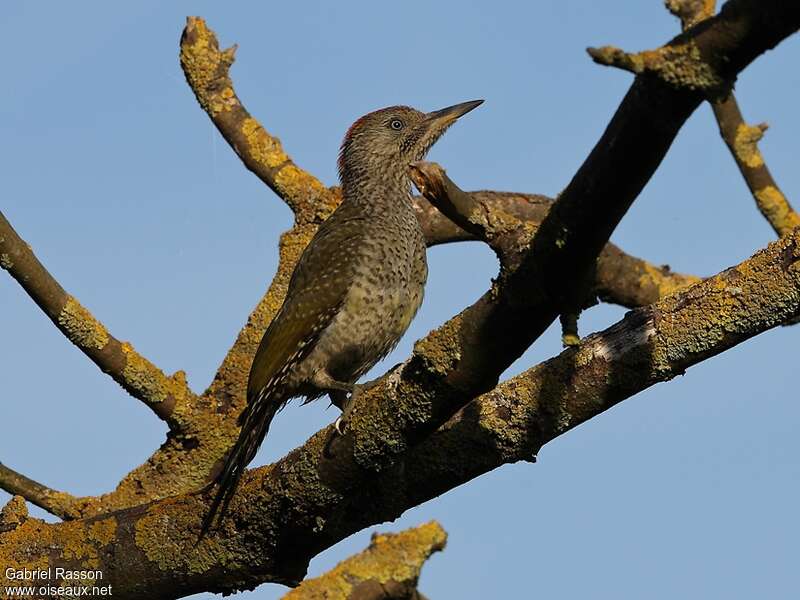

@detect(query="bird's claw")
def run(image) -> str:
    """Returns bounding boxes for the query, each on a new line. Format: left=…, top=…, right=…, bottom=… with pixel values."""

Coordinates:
left=332, top=380, right=374, bottom=436
left=334, top=415, right=348, bottom=435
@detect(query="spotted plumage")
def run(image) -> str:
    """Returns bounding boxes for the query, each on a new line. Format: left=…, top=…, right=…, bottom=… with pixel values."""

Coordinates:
left=201, top=100, right=483, bottom=534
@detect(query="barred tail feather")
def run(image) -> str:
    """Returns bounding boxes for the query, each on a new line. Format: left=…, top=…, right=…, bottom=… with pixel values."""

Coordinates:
left=200, top=392, right=281, bottom=537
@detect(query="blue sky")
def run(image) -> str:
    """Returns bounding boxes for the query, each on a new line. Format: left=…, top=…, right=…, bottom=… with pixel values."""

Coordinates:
left=2, top=2, right=798, bottom=598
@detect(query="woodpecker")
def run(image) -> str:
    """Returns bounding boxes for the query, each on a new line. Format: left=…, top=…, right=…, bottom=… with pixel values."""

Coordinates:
left=202, top=99, right=483, bottom=534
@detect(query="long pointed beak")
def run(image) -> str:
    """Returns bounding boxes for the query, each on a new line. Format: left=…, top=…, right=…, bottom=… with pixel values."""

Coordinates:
left=425, top=99, right=484, bottom=125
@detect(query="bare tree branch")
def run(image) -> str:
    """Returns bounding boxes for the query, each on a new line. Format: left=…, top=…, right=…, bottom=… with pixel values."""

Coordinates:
left=0, top=463, right=80, bottom=520
left=179, top=16, right=336, bottom=222
left=665, top=0, right=800, bottom=237
left=2, top=225, right=798, bottom=599
left=410, top=163, right=497, bottom=243
left=283, top=522, right=445, bottom=600
left=0, top=211, right=195, bottom=428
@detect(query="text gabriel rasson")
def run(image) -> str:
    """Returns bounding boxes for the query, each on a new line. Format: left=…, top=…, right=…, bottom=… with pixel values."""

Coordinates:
left=5, top=568, right=103, bottom=581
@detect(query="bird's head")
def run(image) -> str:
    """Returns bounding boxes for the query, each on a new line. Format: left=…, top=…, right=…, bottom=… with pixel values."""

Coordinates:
left=338, top=99, right=483, bottom=190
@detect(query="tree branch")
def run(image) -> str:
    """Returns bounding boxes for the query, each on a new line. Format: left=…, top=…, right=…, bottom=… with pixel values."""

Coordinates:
left=359, top=0, right=800, bottom=452
left=3, top=4, right=796, bottom=596
left=0, top=211, right=195, bottom=428
left=0, top=209, right=216, bottom=515
left=2, top=225, right=798, bottom=599
left=712, top=97, right=800, bottom=236
left=180, top=17, right=700, bottom=312
left=665, top=0, right=800, bottom=237
left=283, top=522, right=445, bottom=600
left=0, top=463, right=80, bottom=520
left=179, top=16, right=336, bottom=222
left=410, top=164, right=700, bottom=304
left=665, top=0, right=717, bottom=28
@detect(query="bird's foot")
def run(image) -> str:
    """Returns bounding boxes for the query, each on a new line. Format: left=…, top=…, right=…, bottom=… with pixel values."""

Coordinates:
left=333, top=379, right=380, bottom=435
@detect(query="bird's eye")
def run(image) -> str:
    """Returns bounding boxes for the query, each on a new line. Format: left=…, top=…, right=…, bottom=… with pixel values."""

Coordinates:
left=389, top=119, right=404, bottom=131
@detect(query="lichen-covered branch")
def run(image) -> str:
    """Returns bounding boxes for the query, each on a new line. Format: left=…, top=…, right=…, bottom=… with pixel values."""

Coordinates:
left=283, top=522, right=445, bottom=600
left=665, top=0, right=716, bottom=28
left=590, top=0, right=800, bottom=99
left=664, top=0, right=800, bottom=237
left=362, top=0, right=800, bottom=453
left=0, top=464, right=80, bottom=520
left=594, top=242, right=699, bottom=307
left=2, top=226, right=797, bottom=599
left=179, top=17, right=699, bottom=312
left=410, top=162, right=534, bottom=268
left=179, top=17, right=336, bottom=222
left=3, top=14, right=692, bottom=527
left=712, top=97, right=799, bottom=236
left=0, top=496, right=30, bottom=534
left=398, top=227, right=800, bottom=505
left=2, top=4, right=797, bottom=597
left=410, top=164, right=700, bottom=303
left=587, top=43, right=726, bottom=96
left=0, top=211, right=195, bottom=428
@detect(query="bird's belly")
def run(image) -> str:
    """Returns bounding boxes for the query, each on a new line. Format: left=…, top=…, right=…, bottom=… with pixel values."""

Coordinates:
left=301, top=276, right=424, bottom=385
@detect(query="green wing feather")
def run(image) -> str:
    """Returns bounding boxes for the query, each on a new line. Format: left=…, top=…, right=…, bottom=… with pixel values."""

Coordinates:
left=247, top=213, right=367, bottom=403
left=200, top=212, right=366, bottom=536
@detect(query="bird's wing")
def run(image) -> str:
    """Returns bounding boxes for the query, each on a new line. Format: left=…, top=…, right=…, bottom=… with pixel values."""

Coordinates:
left=200, top=215, right=367, bottom=536
left=246, top=214, right=367, bottom=404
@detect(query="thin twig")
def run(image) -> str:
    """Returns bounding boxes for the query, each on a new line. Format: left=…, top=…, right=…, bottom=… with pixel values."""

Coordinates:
left=665, top=0, right=800, bottom=237
left=0, top=212, right=195, bottom=428
left=0, top=463, right=80, bottom=520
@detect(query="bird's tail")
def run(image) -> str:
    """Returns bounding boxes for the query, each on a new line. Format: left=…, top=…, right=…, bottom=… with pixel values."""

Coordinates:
left=199, top=396, right=281, bottom=538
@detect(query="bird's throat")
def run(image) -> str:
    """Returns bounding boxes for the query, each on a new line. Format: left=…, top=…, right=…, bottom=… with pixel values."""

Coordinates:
left=341, top=171, right=414, bottom=215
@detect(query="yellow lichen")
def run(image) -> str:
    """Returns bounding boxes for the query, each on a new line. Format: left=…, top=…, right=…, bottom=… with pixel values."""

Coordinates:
left=58, top=296, right=109, bottom=350
left=651, top=232, right=800, bottom=372
left=285, top=522, right=446, bottom=599
left=242, top=117, right=290, bottom=169
left=638, top=261, right=700, bottom=299
left=89, top=517, right=117, bottom=546
left=647, top=42, right=722, bottom=92
left=48, top=519, right=118, bottom=576
left=597, top=41, right=723, bottom=93
left=413, top=313, right=464, bottom=376
left=0, top=252, right=12, bottom=269
left=754, top=186, right=800, bottom=236
left=179, top=18, right=236, bottom=117
left=0, top=495, right=28, bottom=529
left=134, top=500, right=220, bottom=575
left=275, top=164, right=334, bottom=219
left=0, top=519, right=53, bottom=582
left=121, top=342, right=169, bottom=404
left=734, top=123, right=765, bottom=168
left=562, top=332, right=581, bottom=347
